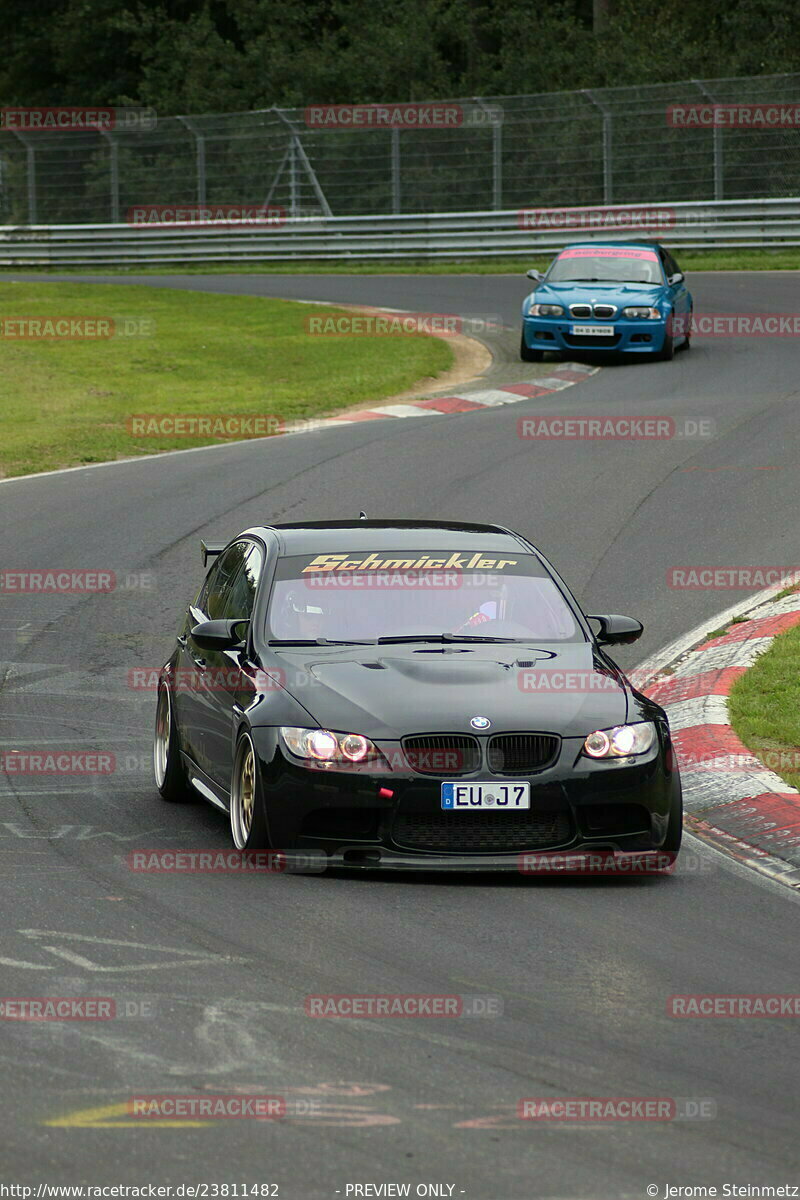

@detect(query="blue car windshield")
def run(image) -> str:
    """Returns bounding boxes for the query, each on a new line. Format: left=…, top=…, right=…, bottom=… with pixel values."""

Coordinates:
left=547, top=249, right=663, bottom=285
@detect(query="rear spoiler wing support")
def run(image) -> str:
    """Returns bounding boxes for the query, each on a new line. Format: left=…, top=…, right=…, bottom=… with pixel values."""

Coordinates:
left=201, top=541, right=225, bottom=568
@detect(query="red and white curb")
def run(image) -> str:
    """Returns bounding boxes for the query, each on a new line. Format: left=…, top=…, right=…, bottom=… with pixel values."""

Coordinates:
left=640, top=591, right=800, bottom=884
left=281, top=363, right=598, bottom=434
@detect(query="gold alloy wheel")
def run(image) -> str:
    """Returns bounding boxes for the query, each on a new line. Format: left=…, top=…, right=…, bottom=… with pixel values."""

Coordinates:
left=231, top=737, right=256, bottom=849
left=154, top=686, right=170, bottom=789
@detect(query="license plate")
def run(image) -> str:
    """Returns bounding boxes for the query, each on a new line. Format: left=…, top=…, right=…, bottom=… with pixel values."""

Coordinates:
left=571, top=324, right=614, bottom=336
left=441, top=782, right=530, bottom=810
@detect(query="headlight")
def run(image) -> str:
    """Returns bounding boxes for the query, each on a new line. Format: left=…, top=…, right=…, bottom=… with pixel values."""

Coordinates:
left=622, top=307, right=660, bottom=319
left=280, top=726, right=380, bottom=764
left=583, top=722, right=656, bottom=759
left=528, top=303, right=564, bottom=317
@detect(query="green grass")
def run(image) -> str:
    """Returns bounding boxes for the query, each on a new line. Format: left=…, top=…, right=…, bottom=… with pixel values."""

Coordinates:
left=0, top=282, right=452, bottom=477
left=704, top=616, right=748, bottom=640
left=3, top=249, right=798, bottom=276
left=728, top=619, right=800, bottom=791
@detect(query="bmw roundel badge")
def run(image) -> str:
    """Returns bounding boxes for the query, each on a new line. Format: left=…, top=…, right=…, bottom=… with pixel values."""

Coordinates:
left=470, top=716, right=491, bottom=730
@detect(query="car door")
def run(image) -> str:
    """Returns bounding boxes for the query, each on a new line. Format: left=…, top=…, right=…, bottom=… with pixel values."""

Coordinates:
left=662, top=247, right=690, bottom=337
left=200, top=541, right=265, bottom=789
left=173, top=541, right=251, bottom=773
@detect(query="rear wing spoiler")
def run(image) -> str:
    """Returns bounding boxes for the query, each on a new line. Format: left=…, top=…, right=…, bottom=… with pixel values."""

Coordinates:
left=201, top=540, right=225, bottom=568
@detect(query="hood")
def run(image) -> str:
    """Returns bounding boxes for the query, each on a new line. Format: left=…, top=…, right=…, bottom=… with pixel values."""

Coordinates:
left=524, top=281, right=666, bottom=313
left=269, top=642, right=630, bottom=740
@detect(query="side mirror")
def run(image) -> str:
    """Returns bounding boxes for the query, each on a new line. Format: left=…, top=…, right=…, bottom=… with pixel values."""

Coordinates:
left=587, top=614, right=643, bottom=647
left=526, top=269, right=544, bottom=281
left=190, top=618, right=248, bottom=651
left=668, top=272, right=684, bottom=286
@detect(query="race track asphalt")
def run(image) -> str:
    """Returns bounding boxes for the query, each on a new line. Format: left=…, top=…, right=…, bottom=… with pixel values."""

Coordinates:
left=1, top=269, right=799, bottom=1197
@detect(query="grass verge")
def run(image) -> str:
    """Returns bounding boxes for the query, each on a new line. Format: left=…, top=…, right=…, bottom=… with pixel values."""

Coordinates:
left=728, top=615, right=800, bottom=791
left=2, top=249, right=799, bottom=276
left=0, top=282, right=452, bottom=478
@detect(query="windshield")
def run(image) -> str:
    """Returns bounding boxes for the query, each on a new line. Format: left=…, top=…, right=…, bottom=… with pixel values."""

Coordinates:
left=267, top=550, right=582, bottom=643
left=546, top=246, right=663, bottom=285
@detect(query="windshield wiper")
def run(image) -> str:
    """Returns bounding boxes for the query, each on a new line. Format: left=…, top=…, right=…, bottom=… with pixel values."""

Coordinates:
left=376, top=633, right=518, bottom=644
left=443, top=634, right=520, bottom=643
left=268, top=638, right=376, bottom=646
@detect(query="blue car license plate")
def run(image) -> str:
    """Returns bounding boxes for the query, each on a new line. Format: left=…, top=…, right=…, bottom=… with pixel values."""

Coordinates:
left=441, top=782, right=530, bottom=810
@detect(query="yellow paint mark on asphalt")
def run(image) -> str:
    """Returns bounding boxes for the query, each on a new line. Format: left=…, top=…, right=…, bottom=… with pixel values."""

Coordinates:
left=44, top=1102, right=209, bottom=1129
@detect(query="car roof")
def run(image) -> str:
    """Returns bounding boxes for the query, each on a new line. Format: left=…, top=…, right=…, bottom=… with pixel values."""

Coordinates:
left=249, top=519, right=531, bottom=556
left=560, top=239, right=664, bottom=251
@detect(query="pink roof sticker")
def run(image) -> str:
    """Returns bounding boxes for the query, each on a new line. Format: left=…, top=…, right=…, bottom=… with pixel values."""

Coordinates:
left=559, top=247, right=659, bottom=261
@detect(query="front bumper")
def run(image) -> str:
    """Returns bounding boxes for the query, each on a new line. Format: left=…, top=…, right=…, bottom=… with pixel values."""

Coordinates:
left=253, top=729, right=677, bottom=871
left=523, top=314, right=669, bottom=354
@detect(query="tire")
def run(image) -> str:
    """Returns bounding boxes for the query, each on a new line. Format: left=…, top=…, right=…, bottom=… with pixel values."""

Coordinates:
left=659, top=314, right=675, bottom=361
left=679, top=308, right=692, bottom=351
left=154, top=683, right=191, bottom=802
left=661, top=772, right=683, bottom=854
left=520, top=330, right=544, bottom=363
left=230, top=731, right=272, bottom=850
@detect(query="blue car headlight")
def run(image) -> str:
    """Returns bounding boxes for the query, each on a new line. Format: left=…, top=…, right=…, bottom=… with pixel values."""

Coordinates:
left=527, top=303, right=565, bottom=317
left=622, top=307, right=661, bottom=319
left=583, top=722, right=656, bottom=759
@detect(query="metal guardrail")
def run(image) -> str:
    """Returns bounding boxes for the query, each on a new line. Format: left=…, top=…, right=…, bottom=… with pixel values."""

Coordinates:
left=1, top=199, right=799, bottom=266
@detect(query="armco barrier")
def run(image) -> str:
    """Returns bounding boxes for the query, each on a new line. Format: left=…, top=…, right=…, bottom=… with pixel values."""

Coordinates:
left=2, top=198, right=800, bottom=266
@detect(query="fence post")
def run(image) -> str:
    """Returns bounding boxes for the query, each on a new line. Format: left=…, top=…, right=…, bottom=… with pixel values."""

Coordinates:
left=177, top=117, right=207, bottom=206
left=582, top=91, right=613, bottom=205
left=102, top=132, right=120, bottom=222
left=269, top=109, right=333, bottom=217
left=12, top=133, right=37, bottom=223
left=289, top=137, right=298, bottom=217
left=693, top=81, right=723, bottom=200
left=474, top=98, right=503, bottom=209
left=493, top=120, right=502, bottom=210
left=391, top=128, right=401, bottom=213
